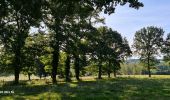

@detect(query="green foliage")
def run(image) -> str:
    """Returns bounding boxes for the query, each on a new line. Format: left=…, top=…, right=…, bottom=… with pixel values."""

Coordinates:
left=84, top=64, right=98, bottom=76
left=21, top=33, right=51, bottom=78
left=0, top=52, right=14, bottom=74
left=0, top=0, right=45, bottom=84
left=133, top=26, right=164, bottom=77
left=162, top=33, right=170, bottom=63
left=89, top=26, right=132, bottom=78
left=120, top=63, right=144, bottom=75
left=58, top=52, right=67, bottom=78
left=0, top=0, right=143, bottom=83
left=40, top=54, right=52, bottom=74
left=133, top=26, right=164, bottom=57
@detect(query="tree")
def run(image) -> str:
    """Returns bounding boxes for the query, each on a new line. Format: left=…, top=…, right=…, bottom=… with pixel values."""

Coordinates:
left=90, top=0, right=143, bottom=15
left=42, top=0, right=77, bottom=83
left=67, top=9, right=104, bottom=81
left=90, top=26, right=109, bottom=79
left=22, top=33, right=50, bottom=80
left=122, top=38, right=132, bottom=61
left=133, top=26, right=164, bottom=77
left=0, top=0, right=143, bottom=83
left=98, top=27, right=131, bottom=78
left=42, top=0, right=143, bottom=83
left=0, top=0, right=45, bottom=84
left=110, top=37, right=132, bottom=77
left=89, top=26, right=124, bottom=79
left=162, top=33, right=170, bottom=64
left=100, top=27, right=121, bottom=78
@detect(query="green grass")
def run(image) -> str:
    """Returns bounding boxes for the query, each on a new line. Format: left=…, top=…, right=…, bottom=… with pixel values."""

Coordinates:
left=1, top=75, right=170, bottom=100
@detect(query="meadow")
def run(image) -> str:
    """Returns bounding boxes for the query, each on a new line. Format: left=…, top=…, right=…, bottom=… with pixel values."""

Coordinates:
left=0, top=75, right=170, bottom=100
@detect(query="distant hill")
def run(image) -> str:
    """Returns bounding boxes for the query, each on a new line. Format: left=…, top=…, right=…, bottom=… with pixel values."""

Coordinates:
left=126, top=59, right=163, bottom=64
left=126, top=59, right=140, bottom=64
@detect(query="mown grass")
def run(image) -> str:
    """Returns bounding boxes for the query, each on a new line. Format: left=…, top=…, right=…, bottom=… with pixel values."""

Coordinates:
left=0, top=75, right=170, bottom=100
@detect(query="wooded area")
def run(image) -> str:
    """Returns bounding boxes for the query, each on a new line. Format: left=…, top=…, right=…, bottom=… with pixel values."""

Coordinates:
left=1, top=0, right=170, bottom=99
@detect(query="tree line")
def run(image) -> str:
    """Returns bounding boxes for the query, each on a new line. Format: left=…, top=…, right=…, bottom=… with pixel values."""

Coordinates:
left=6, top=0, right=170, bottom=85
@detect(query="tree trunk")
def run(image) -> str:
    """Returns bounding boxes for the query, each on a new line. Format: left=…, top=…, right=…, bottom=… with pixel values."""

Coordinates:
left=74, top=55, right=80, bottom=80
left=14, top=65, right=20, bottom=84
left=113, top=69, right=117, bottom=77
left=14, top=48, right=21, bottom=84
left=28, top=73, right=31, bottom=81
left=51, top=24, right=61, bottom=83
left=51, top=44, right=59, bottom=83
left=65, top=54, right=71, bottom=82
left=98, top=62, right=102, bottom=79
left=108, top=72, right=111, bottom=78
left=147, top=56, right=151, bottom=77
left=107, top=61, right=111, bottom=78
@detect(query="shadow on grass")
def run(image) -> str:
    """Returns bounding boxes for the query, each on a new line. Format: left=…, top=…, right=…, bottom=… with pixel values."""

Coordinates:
left=0, top=77, right=170, bottom=100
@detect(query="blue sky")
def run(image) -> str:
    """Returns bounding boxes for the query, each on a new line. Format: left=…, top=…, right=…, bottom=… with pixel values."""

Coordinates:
left=29, top=0, right=169, bottom=59
left=100, top=0, right=170, bottom=46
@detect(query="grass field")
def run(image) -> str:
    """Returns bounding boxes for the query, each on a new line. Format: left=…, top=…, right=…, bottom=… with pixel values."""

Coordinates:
left=0, top=75, right=170, bottom=100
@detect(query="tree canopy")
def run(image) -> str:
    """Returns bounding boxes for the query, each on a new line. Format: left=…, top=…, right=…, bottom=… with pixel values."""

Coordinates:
left=133, top=26, right=164, bottom=77
left=0, top=0, right=143, bottom=84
